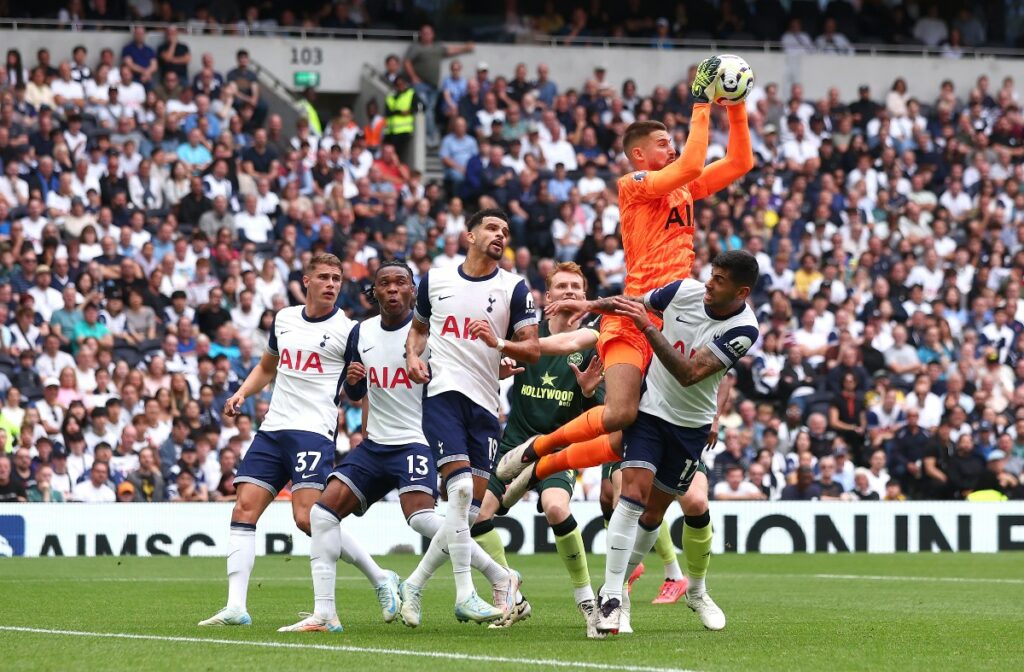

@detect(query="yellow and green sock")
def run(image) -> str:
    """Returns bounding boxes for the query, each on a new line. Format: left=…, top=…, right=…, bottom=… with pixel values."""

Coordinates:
left=683, top=510, right=713, bottom=595
left=654, top=519, right=685, bottom=581
left=471, top=519, right=509, bottom=568
left=552, top=515, right=593, bottom=604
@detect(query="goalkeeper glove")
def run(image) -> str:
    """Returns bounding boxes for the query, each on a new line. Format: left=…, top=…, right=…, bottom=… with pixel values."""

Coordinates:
left=690, top=56, right=721, bottom=104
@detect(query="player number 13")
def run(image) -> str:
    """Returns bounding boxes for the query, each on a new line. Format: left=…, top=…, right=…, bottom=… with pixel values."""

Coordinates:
left=407, top=455, right=430, bottom=476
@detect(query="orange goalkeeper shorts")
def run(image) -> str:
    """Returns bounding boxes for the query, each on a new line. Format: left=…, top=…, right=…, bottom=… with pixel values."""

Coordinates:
left=596, top=314, right=659, bottom=371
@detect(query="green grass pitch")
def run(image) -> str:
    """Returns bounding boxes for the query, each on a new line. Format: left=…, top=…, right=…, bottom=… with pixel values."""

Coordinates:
left=1, top=552, right=1019, bottom=671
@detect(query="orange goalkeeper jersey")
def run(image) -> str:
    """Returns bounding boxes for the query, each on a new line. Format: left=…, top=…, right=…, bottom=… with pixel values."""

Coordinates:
left=617, top=171, right=698, bottom=296
left=615, top=103, right=753, bottom=296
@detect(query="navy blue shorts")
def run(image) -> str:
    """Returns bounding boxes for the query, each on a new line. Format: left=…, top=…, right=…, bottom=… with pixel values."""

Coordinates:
left=235, top=429, right=335, bottom=496
left=621, top=411, right=712, bottom=496
left=422, top=391, right=500, bottom=479
left=330, top=439, right=437, bottom=514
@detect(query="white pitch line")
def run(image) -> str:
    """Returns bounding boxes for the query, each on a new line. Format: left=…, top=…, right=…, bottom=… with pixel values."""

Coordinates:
left=715, top=572, right=1024, bottom=586
left=0, top=626, right=698, bottom=672
left=0, top=576, right=360, bottom=583
left=811, top=573, right=1024, bottom=585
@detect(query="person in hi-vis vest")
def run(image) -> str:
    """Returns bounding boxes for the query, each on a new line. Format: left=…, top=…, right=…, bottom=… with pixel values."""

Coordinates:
left=385, top=75, right=420, bottom=162
left=298, top=86, right=323, bottom=136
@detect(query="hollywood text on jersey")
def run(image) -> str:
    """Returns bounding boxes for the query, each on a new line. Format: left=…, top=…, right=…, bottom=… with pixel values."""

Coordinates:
left=516, top=383, right=576, bottom=407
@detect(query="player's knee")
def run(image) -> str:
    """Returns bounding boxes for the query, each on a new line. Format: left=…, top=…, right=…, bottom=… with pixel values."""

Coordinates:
left=543, top=501, right=570, bottom=526
left=619, top=481, right=650, bottom=508
left=681, top=491, right=709, bottom=517
left=604, top=404, right=638, bottom=432
left=293, top=509, right=312, bottom=536
left=231, top=496, right=261, bottom=524
left=639, top=510, right=663, bottom=529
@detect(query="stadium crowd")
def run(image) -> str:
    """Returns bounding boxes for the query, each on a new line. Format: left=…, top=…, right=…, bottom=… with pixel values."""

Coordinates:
left=17, top=1, right=1021, bottom=51
left=0, top=10, right=1023, bottom=506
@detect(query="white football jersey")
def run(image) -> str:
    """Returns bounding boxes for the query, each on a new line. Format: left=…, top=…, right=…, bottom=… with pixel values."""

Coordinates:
left=639, top=279, right=759, bottom=428
left=344, top=314, right=427, bottom=446
left=415, top=264, right=537, bottom=417
left=261, top=306, right=354, bottom=439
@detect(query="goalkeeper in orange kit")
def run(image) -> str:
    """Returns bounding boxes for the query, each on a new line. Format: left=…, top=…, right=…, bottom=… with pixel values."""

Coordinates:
left=496, top=56, right=754, bottom=488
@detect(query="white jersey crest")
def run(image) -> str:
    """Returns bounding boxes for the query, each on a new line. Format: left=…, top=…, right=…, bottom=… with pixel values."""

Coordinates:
left=640, top=279, right=759, bottom=428
left=261, top=306, right=354, bottom=438
left=344, top=314, right=427, bottom=446
left=415, top=264, right=537, bottom=416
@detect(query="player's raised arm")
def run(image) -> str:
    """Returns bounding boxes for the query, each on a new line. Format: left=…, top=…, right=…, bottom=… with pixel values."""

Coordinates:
left=613, top=297, right=758, bottom=387
left=689, top=104, right=755, bottom=202
left=639, top=57, right=719, bottom=197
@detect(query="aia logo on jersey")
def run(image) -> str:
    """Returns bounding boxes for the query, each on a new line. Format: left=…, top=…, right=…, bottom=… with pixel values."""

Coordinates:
left=664, top=202, right=694, bottom=232
left=368, top=366, right=413, bottom=389
left=279, top=349, right=324, bottom=373
left=440, top=316, right=481, bottom=340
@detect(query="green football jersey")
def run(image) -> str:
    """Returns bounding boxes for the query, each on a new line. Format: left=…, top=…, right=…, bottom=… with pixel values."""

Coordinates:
left=501, top=320, right=604, bottom=449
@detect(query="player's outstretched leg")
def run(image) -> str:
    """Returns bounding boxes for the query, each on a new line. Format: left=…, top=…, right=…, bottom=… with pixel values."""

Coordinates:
left=503, top=434, right=620, bottom=508
left=652, top=520, right=689, bottom=604
left=499, top=363, right=643, bottom=481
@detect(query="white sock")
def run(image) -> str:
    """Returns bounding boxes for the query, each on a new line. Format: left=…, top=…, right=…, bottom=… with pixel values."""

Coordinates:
left=601, top=497, right=644, bottom=601
left=337, top=522, right=388, bottom=586
left=226, top=522, right=256, bottom=611
left=407, top=529, right=449, bottom=587
left=309, top=504, right=340, bottom=619
left=408, top=509, right=508, bottom=586
left=688, top=575, right=706, bottom=597
left=664, top=559, right=685, bottom=581
left=628, top=524, right=661, bottom=583
left=574, top=585, right=595, bottom=605
left=444, top=472, right=474, bottom=601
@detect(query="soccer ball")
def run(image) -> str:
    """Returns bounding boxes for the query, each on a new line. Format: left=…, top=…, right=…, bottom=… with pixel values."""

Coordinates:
left=712, top=55, right=754, bottom=106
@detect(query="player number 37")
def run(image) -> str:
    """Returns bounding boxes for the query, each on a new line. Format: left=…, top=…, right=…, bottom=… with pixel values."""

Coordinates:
left=295, top=451, right=322, bottom=473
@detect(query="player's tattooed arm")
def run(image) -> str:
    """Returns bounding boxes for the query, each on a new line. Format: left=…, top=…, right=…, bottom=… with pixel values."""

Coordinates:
left=405, top=318, right=431, bottom=383
left=545, top=295, right=647, bottom=325
left=650, top=336, right=726, bottom=387
left=590, top=294, right=646, bottom=313
left=611, top=297, right=725, bottom=386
